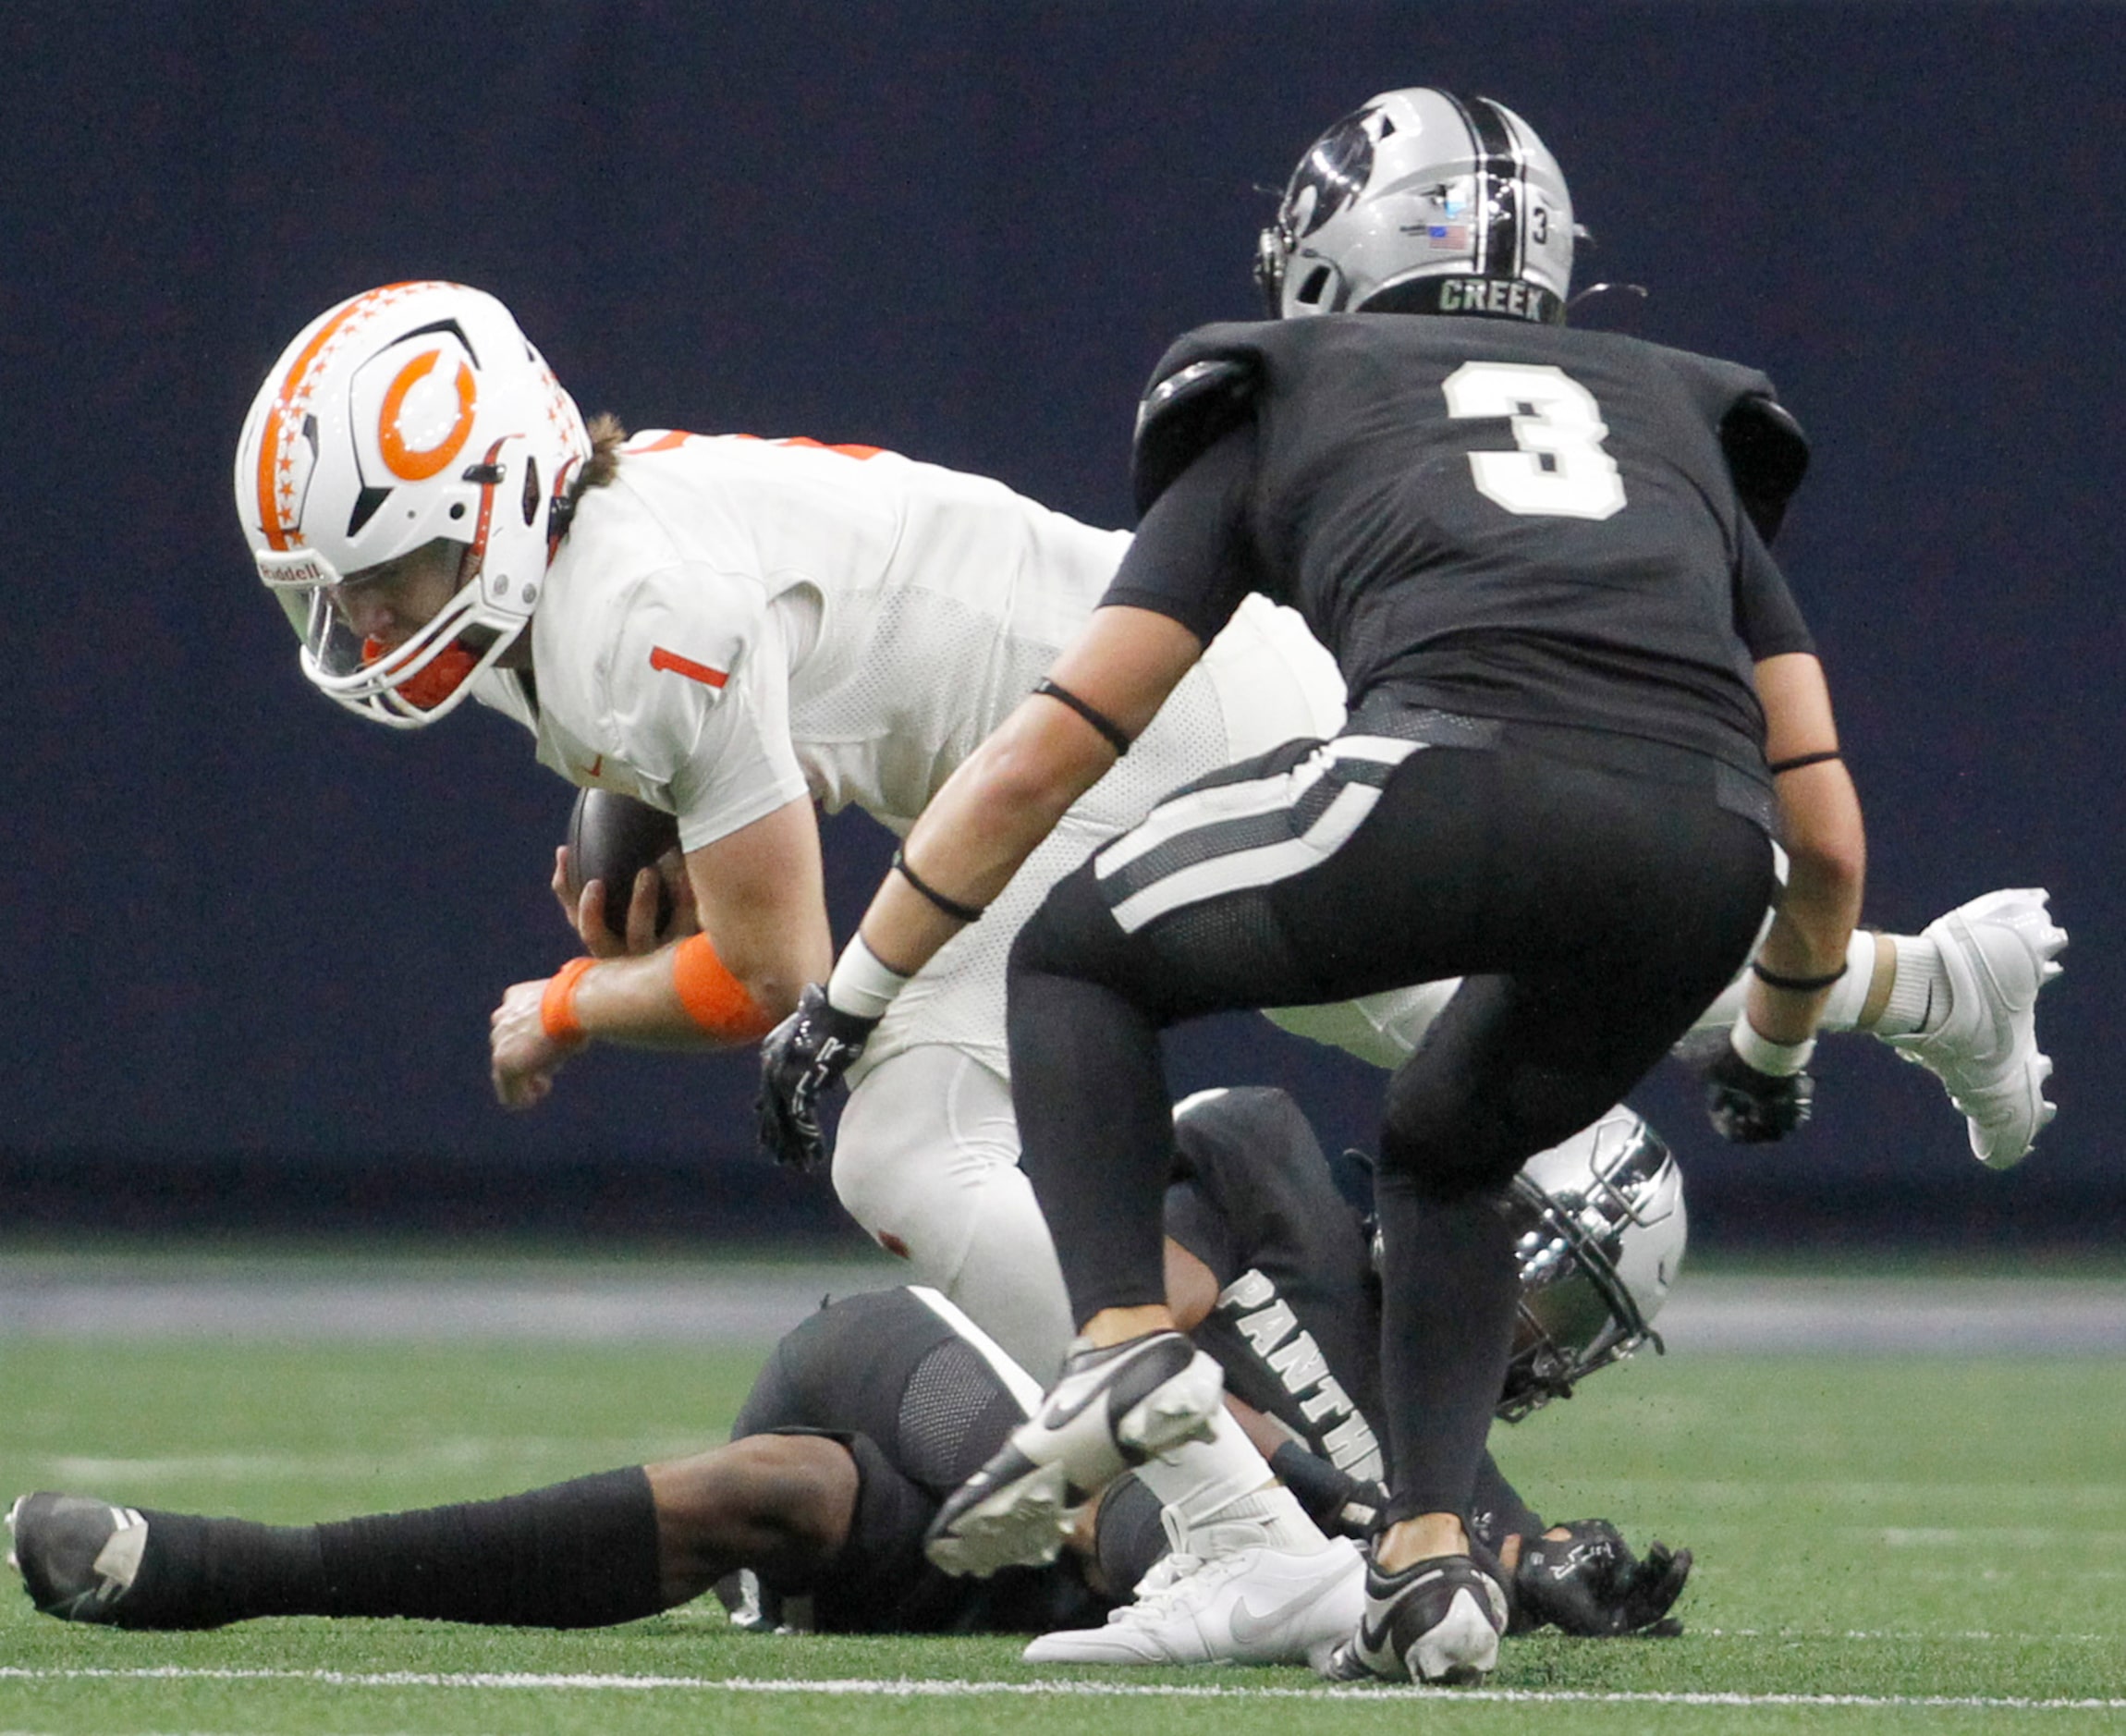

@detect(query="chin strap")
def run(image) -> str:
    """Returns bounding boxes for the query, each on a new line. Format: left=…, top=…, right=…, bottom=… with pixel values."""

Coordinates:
left=545, top=454, right=585, bottom=554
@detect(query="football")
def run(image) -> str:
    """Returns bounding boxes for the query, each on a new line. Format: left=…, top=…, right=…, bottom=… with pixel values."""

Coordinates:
left=563, top=789, right=681, bottom=941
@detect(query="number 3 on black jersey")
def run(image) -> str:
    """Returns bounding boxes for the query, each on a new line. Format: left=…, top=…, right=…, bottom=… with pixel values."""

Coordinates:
left=1442, top=361, right=1627, bottom=521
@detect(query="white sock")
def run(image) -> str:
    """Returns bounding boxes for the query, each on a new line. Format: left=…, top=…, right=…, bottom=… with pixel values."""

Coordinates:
left=1819, top=931, right=1877, bottom=1031
left=1877, top=933, right=1949, bottom=1037
left=1181, top=1484, right=1331, bottom=1559
left=1131, top=1408, right=1326, bottom=1555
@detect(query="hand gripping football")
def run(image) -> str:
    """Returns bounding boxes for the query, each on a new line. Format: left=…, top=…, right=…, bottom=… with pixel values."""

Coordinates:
left=563, top=789, right=681, bottom=941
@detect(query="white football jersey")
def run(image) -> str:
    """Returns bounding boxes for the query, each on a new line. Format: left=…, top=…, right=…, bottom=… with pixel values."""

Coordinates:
left=480, top=431, right=1341, bottom=841
left=475, top=429, right=1350, bottom=1070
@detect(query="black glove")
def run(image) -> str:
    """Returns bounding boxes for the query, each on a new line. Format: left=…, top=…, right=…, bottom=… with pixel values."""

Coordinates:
left=1512, top=1518, right=1691, bottom=1637
left=756, top=984, right=879, bottom=1171
left=1704, top=1043, right=1814, bottom=1142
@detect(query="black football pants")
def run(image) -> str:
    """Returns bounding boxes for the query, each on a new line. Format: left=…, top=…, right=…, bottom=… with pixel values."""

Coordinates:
left=1007, top=730, right=1774, bottom=1523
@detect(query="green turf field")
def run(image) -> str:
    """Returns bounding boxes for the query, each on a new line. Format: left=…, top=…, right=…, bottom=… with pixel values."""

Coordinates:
left=4, top=1335, right=2122, bottom=1733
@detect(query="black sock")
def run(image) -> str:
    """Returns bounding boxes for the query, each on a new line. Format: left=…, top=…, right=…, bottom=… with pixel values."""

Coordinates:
left=1092, top=1471, right=1168, bottom=1595
left=1373, top=1186, right=1521, bottom=1524
left=112, top=1512, right=326, bottom=1629
left=115, top=1468, right=663, bottom=1630
left=316, top=1467, right=664, bottom=1627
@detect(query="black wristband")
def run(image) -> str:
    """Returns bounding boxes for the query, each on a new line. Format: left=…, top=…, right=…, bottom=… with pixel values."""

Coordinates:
left=890, top=849, right=985, bottom=923
left=1767, top=749, right=1842, bottom=775
left=1032, top=678, right=1132, bottom=756
left=1751, top=960, right=1848, bottom=992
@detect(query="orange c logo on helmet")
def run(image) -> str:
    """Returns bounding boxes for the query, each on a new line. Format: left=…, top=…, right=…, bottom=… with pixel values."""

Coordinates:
left=377, top=349, right=477, bottom=481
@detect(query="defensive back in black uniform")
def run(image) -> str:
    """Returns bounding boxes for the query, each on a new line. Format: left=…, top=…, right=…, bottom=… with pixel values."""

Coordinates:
left=871, top=85, right=1863, bottom=1688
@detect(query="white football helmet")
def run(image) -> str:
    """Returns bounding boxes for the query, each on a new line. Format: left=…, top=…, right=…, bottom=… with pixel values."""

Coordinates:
left=1497, top=1106, right=1686, bottom=1422
left=234, top=282, right=591, bottom=727
left=1255, top=88, right=1574, bottom=324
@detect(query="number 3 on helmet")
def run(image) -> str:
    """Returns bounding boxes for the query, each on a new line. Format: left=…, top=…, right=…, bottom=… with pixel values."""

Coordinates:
left=233, top=282, right=591, bottom=727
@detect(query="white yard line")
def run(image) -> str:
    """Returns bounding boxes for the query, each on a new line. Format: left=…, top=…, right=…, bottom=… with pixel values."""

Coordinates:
left=1, top=1666, right=2124, bottom=1710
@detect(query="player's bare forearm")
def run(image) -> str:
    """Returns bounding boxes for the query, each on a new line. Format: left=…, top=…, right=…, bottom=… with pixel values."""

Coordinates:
left=1752, top=653, right=1867, bottom=1043
left=858, top=706, right=1110, bottom=971
left=1224, top=1391, right=1305, bottom=1465
left=493, top=801, right=834, bottom=1108
left=685, top=798, right=835, bottom=1007
left=486, top=950, right=710, bottom=1110
left=858, top=606, right=1204, bottom=976
left=492, top=927, right=808, bottom=1108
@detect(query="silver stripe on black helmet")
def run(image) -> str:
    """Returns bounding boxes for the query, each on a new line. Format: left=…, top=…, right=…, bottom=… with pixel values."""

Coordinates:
left=1255, top=87, right=1574, bottom=325
left=1497, top=1107, right=1686, bottom=1422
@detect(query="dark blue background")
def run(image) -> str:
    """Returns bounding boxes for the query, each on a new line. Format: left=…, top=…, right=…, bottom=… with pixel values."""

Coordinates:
left=5, top=3, right=2118, bottom=1244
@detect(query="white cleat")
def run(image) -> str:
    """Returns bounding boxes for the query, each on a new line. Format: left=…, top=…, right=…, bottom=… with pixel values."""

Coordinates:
left=1886, top=888, right=2067, bottom=1168
left=925, top=1331, right=1223, bottom=1578
left=1025, top=1536, right=1364, bottom=1666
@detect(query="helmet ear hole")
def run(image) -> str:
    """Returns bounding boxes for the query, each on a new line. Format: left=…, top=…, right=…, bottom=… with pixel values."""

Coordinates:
left=1295, top=265, right=1333, bottom=307
left=520, top=456, right=541, bottom=527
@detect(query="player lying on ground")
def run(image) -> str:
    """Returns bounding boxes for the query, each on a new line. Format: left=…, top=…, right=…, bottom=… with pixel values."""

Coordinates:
left=9, top=1089, right=1687, bottom=1660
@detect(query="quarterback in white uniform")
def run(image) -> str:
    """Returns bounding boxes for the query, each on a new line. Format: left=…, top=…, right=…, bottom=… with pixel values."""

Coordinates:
left=477, top=423, right=1356, bottom=1366
left=237, top=282, right=2064, bottom=1386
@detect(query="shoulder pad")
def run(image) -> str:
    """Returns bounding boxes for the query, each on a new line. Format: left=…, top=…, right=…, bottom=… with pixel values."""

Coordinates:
left=1131, top=354, right=1259, bottom=518
left=1719, top=396, right=1810, bottom=544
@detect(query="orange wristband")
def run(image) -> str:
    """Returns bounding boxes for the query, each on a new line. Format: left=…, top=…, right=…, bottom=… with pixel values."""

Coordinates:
left=540, top=956, right=599, bottom=1044
left=672, top=933, right=774, bottom=1042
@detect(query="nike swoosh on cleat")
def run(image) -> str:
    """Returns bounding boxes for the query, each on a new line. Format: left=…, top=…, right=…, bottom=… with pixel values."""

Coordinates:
left=1033, top=1381, right=1109, bottom=1432
left=1229, top=1583, right=1334, bottom=1645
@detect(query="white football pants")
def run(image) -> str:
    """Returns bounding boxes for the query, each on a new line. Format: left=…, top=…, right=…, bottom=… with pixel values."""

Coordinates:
left=834, top=1043, right=1074, bottom=1380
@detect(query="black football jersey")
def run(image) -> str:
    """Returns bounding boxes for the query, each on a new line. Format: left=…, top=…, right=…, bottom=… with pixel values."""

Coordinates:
left=1114, top=315, right=1816, bottom=791
left=729, top=1287, right=1102, bottom=1634
left=1161, top=1087, right=1387, bottom=1483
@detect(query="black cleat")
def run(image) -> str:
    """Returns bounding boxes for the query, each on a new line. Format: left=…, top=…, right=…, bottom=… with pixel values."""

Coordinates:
left=7, top=1493, right=151, bottom=1624
left=1318, top=1552, right=1509, bottom=1685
